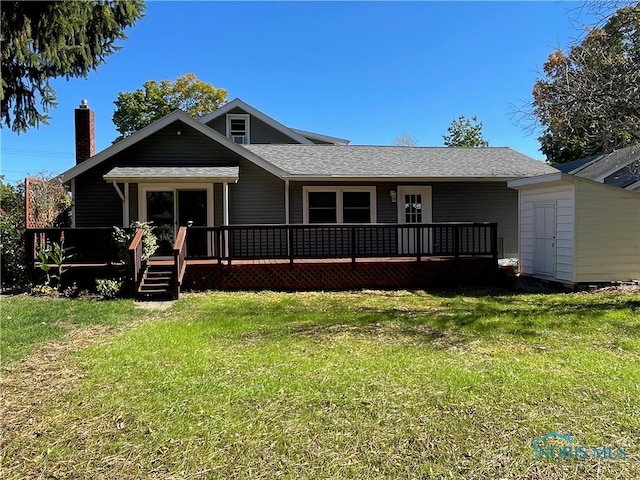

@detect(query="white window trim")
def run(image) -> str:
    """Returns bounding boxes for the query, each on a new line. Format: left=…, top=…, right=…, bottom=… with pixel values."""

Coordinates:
left=226, top=114, right=250, bottom=144
left=302, top=186, right=377, bottom=224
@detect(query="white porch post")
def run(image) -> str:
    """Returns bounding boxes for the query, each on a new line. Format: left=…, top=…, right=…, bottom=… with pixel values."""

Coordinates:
left=285, top=179, right=290, bottom=225
left=223, top=181, right=230, bottom=259
left=123, top=182, right=130, bottom=227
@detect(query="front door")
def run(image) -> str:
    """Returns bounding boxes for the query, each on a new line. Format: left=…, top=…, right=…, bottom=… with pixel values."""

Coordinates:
left=397, top=186, right=432, bottom=254
left=533, top=202, right=556, bottom=276
left=141, top=184, right=213, bottom=257
left=178, top=190, right=208, bottom=257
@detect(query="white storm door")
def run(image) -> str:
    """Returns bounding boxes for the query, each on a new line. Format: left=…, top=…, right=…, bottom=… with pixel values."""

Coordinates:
left=533, top=202, right=556, bottom=276
left=397, top=186, right=432, bottom=255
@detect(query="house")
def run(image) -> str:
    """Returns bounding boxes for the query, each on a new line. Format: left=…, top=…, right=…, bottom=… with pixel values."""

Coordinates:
left=30, top=98, right=558, bottom=295
left=555, top=145, right=640, bottom=192
left=508, top=171, right=640, bottom=286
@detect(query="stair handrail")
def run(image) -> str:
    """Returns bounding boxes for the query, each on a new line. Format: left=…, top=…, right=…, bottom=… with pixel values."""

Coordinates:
left=128, top=228, right=145, bottom=286
left=173, top=226, right=188, bottom=299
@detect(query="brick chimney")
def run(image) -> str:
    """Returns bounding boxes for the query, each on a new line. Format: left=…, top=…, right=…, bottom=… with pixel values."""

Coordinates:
left=75, top=99, right=95, bottom=164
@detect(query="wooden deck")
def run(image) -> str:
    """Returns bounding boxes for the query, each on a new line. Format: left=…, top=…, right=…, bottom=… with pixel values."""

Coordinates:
left=26, top=223, right=501, bottom=295
left=182, top=256, right=499, bottom=292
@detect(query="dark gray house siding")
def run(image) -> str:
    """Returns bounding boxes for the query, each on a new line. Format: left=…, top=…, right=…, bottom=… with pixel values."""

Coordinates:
left=287, top=181, right=518, bottom=256
left=73, top=121, right=245, bottom=227
left=431, top=183, right=517, bottom=256
left=229, top=159, right=285, bottom=224
left=75, top=170, right=122, bottom=227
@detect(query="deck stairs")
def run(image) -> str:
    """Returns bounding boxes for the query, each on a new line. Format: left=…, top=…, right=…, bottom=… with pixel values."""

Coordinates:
left=137, top=257, right=175, bottom=299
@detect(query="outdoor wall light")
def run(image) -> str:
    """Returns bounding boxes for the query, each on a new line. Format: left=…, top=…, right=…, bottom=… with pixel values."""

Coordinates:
left=390, top=190, right=397, bottom=203
left=176, top=128, right=183, bottom=136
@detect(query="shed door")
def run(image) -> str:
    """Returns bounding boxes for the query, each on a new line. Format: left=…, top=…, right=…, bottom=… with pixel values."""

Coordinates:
left=533, top=203, right=556, bottom=276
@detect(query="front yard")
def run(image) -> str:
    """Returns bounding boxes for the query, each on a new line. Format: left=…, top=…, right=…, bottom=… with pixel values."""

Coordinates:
left=1, top=288, right=639, bottom=479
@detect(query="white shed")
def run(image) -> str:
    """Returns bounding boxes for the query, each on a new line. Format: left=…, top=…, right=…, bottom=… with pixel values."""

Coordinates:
left=508, top=172, right=640, bottom=286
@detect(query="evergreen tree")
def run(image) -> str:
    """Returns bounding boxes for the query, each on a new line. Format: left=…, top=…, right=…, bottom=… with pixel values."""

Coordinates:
left=1, top=1, right=145, bottom=132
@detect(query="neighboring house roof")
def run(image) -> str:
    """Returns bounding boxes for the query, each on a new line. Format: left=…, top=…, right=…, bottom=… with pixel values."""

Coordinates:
left=554, top=155, right=604, bottom=174
left=200, top=98, right=314, bottom=145
left=560, top=145, right=640, bottom=190
left=243, top=144, right=558, bottom=181
left=103, top=166, right=239, bottom=183
left=59, top=109, right=287, bottom=183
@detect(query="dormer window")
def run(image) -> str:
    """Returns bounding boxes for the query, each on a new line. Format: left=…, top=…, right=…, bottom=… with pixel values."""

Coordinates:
left=226, top=114, right=250, bottom=144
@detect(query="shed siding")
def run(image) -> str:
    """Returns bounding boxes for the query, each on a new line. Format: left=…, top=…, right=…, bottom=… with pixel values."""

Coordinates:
left=517, top=184, right=575, bottom=282
left=573, top=182, right=640, bottom=282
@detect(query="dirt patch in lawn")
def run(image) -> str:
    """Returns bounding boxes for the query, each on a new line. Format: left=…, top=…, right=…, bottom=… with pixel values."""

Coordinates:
left=0, top=319, right=149, bottom=475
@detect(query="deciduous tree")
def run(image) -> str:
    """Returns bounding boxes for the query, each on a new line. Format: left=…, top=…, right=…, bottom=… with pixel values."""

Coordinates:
left=531, top=3, right=640, bottom=164
left=1, top=1, right=145, bottom=132
left=112, top=73, right=228, bottom=141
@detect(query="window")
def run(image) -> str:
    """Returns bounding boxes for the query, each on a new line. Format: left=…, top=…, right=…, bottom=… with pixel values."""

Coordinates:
left=304, top=187, right=375, bottom=223
left=308, top=191, right=337, bottom=223
left=226, top=114, right=250, bottom=144
left=403, top=193, right=423, bottom=223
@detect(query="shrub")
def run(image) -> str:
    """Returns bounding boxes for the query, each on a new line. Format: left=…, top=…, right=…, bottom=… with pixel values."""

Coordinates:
left=95, top=278, right=124, bottom=299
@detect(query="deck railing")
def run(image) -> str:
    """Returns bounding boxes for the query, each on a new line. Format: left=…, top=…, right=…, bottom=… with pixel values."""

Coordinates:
left=26, top=223, right=498, bottom=270
left=25, top=227, right=123, bottom=265
left=128, top=228, right=145, bottom=285
left=173, top=226, right=188, bottom=298
left=188, top=222, right=498, bottom=264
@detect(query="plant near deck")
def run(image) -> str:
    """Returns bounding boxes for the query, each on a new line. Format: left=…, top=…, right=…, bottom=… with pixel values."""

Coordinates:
left=113, top=221, right=158, bottom=263
left=34, top=240, right=72, bottom=292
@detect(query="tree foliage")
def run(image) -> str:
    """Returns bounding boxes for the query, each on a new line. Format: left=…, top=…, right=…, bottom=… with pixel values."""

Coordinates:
left=442, top=115, right=489, bottom=147
left=1, top=0, right=145, bottom=133
left=0, top=178, right=27, bottom=290
left=393, top=134, right=419, bottom=147
left=112, top=73, right=228, bottom=141
left=531, top=3, right=640, bottom=164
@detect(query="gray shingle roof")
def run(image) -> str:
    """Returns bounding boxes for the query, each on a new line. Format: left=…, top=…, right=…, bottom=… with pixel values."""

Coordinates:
left=244, top=145, right=557, bottom=179
left=567, top=145, right=640, bottom=188
left=103, top=166, right=239, bottom=182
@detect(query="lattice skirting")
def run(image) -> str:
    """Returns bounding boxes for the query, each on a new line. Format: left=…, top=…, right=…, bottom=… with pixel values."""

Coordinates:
left=182, top=258, right=499, bottom=292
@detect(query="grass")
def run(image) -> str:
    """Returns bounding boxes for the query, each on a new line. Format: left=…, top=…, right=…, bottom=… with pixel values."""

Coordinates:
left=0, top=295, right=151, bottom=363
left=2, top=289, right=639, bottom=479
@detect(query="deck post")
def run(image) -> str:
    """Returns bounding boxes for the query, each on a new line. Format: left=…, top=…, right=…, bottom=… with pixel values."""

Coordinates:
left=289, top=227, right=294, bottom=265
left=351, top=226, right=356, bottom=264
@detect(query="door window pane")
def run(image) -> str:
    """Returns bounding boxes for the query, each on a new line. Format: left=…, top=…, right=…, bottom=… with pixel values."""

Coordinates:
left=343, top=191, right=371, bottom=223
left=404, top=194, right=423, bottom=223
left=308, top=192, right=337, bottom=223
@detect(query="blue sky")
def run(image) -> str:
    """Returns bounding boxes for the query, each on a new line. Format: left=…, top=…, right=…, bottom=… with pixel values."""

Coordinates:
left=1, top=1, right=594, bottom=185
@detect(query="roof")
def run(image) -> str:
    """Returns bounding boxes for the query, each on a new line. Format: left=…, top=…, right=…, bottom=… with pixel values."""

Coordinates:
left=508, top=171, right=640, bottom=198
left=200, top=98, right=314, bottom=145
left=59, top=109, right=287, bottom=183
left=103, top=166, right=239, bottom=183
left=561, top=145, right=640, bottom=189
left=243, top=144, right=558, bottom=181
left=290, top=128, right=350, bottom=145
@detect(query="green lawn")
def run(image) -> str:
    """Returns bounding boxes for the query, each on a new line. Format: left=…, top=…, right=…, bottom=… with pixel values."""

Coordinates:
left=2, top=289, right=639, bottom=479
